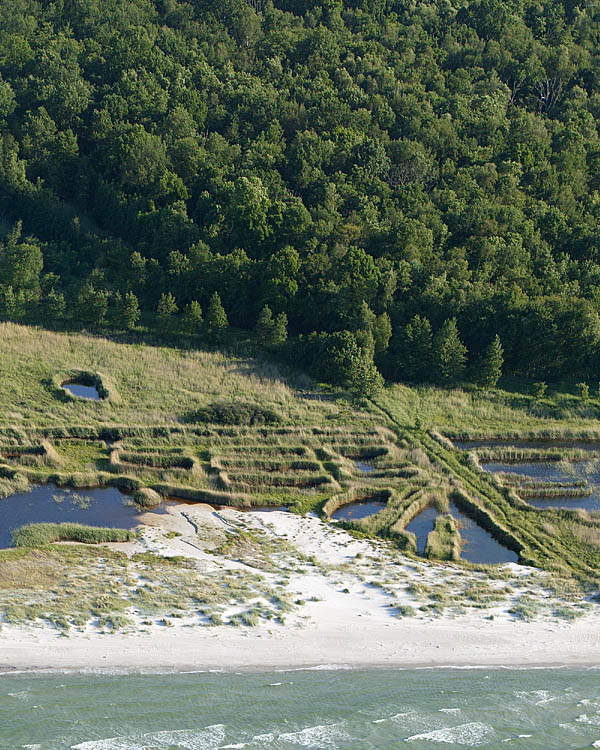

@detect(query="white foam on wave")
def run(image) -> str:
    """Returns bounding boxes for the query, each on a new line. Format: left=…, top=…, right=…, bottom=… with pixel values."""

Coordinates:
left=439, top=708, right=461, bottom=714
left=71, top=724, right=226, bottom=750
left=251, top=723, right=349, bottom=748
left=405, top=722, right=493, bottom=745
left=252, top=733, right=275, bottom=743
left=576, top=713, right=600, bottom=726
left=515, top=690, right=557, bottom=706
left=592, top=740, right=600, bottom=747
left=390, top=710, right=447, bottom=735
left=276, top=664, right=352, bottom=673
left=277, top=723, right=350, bottom=747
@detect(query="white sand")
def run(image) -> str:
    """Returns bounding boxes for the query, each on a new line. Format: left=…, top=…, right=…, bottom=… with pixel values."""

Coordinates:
left=2, top=505, right=600, bottom=672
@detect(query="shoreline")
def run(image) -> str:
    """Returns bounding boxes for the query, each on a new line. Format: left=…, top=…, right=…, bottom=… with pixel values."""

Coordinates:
left=2, top=613, right=600, bottom=674
left=3, top=665, right=600, bottom=676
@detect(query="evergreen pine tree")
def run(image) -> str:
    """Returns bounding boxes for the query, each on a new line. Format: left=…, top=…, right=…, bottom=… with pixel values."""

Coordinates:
left=399, top=314, right=433, bottom=381
left=116, top=291, right=140, bottom=330
left=433, top=318, right=467, bottom=384
left=75, top=284, right=108, bottom=327
left=478, top=334, right=503, bottom=389
left=255, top=305, right=276, bottom=348
left=43, top=288, right=66, bottom=323
left=273, top=312, right=288, bottom=347
left=204, top=292, right=228, bottom=343
left=0, top=285, right=16, bottom=320
left=181, top=300, right=203, bottom=335
left=157, top=291, right=178, bottom=332
left=348, top=352, right=384, bottom=402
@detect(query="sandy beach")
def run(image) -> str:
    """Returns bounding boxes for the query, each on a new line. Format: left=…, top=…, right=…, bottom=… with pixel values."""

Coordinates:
left=2, top=504, right=600, bottom=673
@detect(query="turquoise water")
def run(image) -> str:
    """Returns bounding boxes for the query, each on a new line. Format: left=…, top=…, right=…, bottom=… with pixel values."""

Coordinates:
left=2, top=669, right=600, bottom=748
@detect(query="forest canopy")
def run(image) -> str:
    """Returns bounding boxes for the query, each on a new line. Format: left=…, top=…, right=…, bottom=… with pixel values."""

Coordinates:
left=1, top=0, right=600, bottom=386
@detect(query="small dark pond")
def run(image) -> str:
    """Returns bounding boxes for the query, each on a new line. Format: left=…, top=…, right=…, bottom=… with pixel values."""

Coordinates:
left=405, top=505, right=439, bottom=555
left=483, top=461, right=600, bottom=512
left=0, top=485, right=147, bottom=549
left=404, top=504, right=518, bottom=564
left=354, top=460, right=375, bottom=474
left=331, top=500, right=387, bottom=521
left=449, top=501, right=519, bottom=565
left=454, top=439, right=600, bottom=452
left=62, top=382, right=101, bottom=400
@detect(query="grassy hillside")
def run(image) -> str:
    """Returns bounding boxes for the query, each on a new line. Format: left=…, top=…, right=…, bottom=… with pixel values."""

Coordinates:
left=379, top=381, right=600, bottom=439
left=0, top=322, right=389, bottom=510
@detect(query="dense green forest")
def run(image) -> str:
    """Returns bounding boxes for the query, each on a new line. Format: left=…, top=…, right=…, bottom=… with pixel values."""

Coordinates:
left=1, top=0, right=600, bottom=390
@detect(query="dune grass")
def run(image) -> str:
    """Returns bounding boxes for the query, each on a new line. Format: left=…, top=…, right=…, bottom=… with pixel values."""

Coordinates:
left=0, top=543, right=292, bottom=632
left=0, top=322, right=394, bottom=514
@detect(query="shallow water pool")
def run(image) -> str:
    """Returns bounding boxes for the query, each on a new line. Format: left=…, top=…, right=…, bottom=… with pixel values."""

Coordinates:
left=62, top=382, right=101, bottom=400
left=331, top=500, right=387, bottom=521
left=354, top=460, right=375, bottom=473
left=405, top=505, right=439, bottom=555
left=450, top=501, right=519, bottom=565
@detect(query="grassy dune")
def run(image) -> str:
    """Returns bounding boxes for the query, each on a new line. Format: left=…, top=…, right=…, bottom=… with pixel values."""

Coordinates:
left=0, top=323, right=337, bottom=428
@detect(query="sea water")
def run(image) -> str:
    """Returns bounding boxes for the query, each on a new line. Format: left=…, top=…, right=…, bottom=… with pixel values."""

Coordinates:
left=2, top=668, right=600, bottom=748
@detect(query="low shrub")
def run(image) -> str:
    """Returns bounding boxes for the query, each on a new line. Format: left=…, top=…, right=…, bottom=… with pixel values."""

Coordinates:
left=183, top=401, right=281, bottom=426
left=132, top=488, right=163, bottom=508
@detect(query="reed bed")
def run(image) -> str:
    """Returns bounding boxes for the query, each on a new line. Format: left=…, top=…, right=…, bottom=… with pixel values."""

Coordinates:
left=12, top=523, right=135, bottom=547
left=424, top=515, right=461, bottom=561
left=476, top=448, right=598, bottom=463
left=518, top=486, right=593, bottom=499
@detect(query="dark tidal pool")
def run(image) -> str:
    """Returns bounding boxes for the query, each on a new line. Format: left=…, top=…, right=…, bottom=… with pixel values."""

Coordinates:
left=405, top=505, right=439, bottom=555
left=354, top=460, right=375, bottom=474
left=331, top=500, right=387, bottom=521
left=449, top=501, right=519, bottom=565
left=0, top=485, right=145, bottom=549
left=404, top=503, right=519, bottom=565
